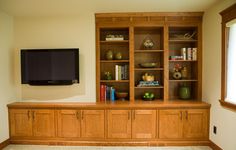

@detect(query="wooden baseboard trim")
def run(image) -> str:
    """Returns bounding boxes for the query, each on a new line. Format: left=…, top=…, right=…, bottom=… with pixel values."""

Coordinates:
left=0, top=139, right=10, bottom=149
left=209, top=140, right=222, bottom=150
left=10, top=139, right=211, bottom=147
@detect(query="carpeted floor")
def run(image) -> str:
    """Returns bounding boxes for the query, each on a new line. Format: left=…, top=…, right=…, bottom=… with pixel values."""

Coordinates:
left=3, top=145, right=212, bottom=150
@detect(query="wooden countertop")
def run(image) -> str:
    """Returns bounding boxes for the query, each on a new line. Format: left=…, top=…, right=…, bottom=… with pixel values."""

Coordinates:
left=7, top=100, right=211, bottom=109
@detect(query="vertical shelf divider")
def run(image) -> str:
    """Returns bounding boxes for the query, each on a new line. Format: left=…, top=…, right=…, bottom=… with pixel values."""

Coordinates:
left=129, top=27, right=135, bottom=102
left=164, top=25, right=169, bottom=102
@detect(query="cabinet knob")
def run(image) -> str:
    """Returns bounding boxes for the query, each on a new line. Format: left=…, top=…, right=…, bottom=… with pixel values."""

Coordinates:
left=185, top=111, right=188, bottom=120
left=81, top=110, right=84, bottom=120
left=76, top=111, right=80, bottom=120
left=180, top=111, right=182, bottom=120
left=128, top=111, right=131, bottom=120
left=32, top=111, right=35, bottom=121
left=133, top=110, right=135, bottom=120
left=27, top=110, right=30, bottom=120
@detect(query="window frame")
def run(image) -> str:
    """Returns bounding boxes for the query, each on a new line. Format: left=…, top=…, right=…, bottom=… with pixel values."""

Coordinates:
left=220, top=3, right=236, bottom=111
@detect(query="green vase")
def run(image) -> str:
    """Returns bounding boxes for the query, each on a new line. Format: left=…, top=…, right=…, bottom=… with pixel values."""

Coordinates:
left=179, top=85, right=190, bottom=99
left=106, top=50, right=113, bottom=60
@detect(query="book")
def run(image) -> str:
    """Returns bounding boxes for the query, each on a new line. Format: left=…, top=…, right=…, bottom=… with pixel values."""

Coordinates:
left=106, top=86, right=110, bottom=100
left=110, top=87, right=116, bottom=101
left=192, top=48, right=197, bottom=60
left=115, top=65, right=119, bottom=80
left=100, top=84, right=106, bottom=102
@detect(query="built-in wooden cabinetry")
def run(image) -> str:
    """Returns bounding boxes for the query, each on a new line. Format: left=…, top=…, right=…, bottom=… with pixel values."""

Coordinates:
left=10, top=109, right=55, bottom=138
left=8, top=102, right=210, bottom=146
left=96, top=12, right=202, bottom=102
left=58, top=109, right=105, bottom=139
left=107, top=109, right=156, bottom=139
left=159, top=109, right=208, bottom=139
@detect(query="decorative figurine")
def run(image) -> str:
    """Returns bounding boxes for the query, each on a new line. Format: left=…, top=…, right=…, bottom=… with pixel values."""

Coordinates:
left=104, top=71, right=112, bottom=80
left=173, top=63, right=182, bottom=80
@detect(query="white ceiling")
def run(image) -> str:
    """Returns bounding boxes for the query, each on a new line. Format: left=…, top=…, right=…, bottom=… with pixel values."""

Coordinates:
left=0, top=0, right=220, bottom=16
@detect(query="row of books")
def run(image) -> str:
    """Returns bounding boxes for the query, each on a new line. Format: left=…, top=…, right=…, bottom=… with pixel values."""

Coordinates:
left=100, top=84, right=116, bottom=102
left=115, top=65, right=128, bottom=80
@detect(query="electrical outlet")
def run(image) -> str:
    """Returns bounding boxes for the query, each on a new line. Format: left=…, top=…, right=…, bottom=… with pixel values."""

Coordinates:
left=213, top=126, right=217, bottom=134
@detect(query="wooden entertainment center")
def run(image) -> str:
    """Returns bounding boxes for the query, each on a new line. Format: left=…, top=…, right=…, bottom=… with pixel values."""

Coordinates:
left=8, top=12, right=211, bottom=146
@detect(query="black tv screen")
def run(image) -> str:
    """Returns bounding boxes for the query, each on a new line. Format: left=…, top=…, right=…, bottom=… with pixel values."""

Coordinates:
left=21, top=48, right=79, bottom=85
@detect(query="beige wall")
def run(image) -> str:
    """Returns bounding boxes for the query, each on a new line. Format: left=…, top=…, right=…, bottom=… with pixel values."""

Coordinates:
left=14, top=14, right=96, bottom=101
left=0, top=11, right=16, bottom=143
left=203, top=0, right=236, bottom=150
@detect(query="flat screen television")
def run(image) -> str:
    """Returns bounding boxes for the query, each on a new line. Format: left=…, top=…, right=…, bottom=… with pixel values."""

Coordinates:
left=21, top=48, right=79, bottom=85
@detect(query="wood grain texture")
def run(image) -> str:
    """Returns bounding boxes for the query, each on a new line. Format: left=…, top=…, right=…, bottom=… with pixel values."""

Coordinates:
left=57, top=110, right=80, bottom=138
left=10, top=109, right=33, bottom=137
left=9, top=139, right=211, bottom=146
left=0, top=139, right=10, bottom=149
left=107, top=109, right=131, bottom=139
left=81, top=110, right=105, bottom=139
left=7, top=101, right=211, bottom=109
left=132, top=109, right=157, bottom=139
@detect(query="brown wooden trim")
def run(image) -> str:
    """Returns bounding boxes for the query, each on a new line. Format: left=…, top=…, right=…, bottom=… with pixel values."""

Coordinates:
left=220, top=3, right=236, bottom=111
left=219, top=99, right=236, bottom=112
left=0, top=139, right=10, bottom=149
left=7, top=101, right=211, bottom=109
left=10, top=139, right=210, bottom=146
left=95, top=12, right=204, bottom=18
left=209, top=140, right=223, bottom=150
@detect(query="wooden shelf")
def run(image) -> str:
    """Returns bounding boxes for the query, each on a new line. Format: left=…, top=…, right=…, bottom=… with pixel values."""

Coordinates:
left=97, top=13, right=202, bottom=102
left=135, top=50, right=164, bottom=53
left=169, top=60, right=197, bottom=62
left=169, top=79, right=198, bottom=82
left=100, top=40, right=129, bottom=43
left=135, top=68, right=164, bottom=71
left=100, top=80, right=129, bottom=83
left=100, top=60, right=129, bottom=63
left=169, top=39, right=197, bottom=43
left=135, top=99, right=164, bottom=102
left=135, top=86, right=164, bottom=89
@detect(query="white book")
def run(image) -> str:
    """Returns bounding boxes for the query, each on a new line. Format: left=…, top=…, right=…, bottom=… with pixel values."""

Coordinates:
left=192, top=48, right=197, bottom=60
left=115, top=65, right=119, bottom=80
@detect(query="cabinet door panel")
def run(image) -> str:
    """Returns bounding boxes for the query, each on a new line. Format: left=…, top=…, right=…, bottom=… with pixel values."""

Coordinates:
left=81, top=110, right=105, bottom=138
left=183, top=109, right=208, bottom=139
left=58, top=110, right=80, bottom=138
left=132, top=110, right=156, bottom=139
left=159, top=109, right=183, bottom=139
left=10, top=109, right=33, bottom=137
left=107, top=110, right=131, bottom=139
left=33, top=109, right=55, bottom=137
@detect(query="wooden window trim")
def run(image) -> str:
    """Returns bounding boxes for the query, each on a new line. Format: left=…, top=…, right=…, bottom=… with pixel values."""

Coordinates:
left=220, top=3, right=236, bottom=111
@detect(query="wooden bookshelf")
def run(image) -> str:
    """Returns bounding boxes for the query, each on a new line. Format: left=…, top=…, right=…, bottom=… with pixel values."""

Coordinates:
left=96, top=12, right=202, bottom=102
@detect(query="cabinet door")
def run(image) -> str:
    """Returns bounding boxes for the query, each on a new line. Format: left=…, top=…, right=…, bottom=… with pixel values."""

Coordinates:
left=132, top=110, right=156, bottom=139
left=57, top=110, right=80, bottom=138
left=32, top=109, right=55, bottom=137
left=159, top=109, right=183, bottom=139
left=9, top=109, right=33, bottom=137
left=81, top=110, right=105, bottom=138
left=107, top=110, right=131, bottom=139
left=183, top=109, right=209, bottom=139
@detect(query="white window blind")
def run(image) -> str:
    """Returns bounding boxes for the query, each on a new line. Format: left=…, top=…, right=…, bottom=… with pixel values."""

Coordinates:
left=226, top=21, right=236, bottom=104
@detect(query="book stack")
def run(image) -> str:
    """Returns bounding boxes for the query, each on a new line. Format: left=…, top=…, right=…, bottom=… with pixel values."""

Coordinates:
left=115, top=65, right=129, bottom=80
left=100, top=85, right=116, bottom=102
left=137, top=81, right=159, bottom=87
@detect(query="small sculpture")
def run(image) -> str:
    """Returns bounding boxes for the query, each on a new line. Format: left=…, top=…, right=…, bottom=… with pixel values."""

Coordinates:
left=143, top=36, right=154, bottom=49
left=104, top=71, right=112, bottom=80
left=173, top=64, right=182, bottom=80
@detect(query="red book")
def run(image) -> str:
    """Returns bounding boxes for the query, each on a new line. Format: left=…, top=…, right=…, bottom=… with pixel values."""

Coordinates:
left=100, top=85, right=106, bottom=102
